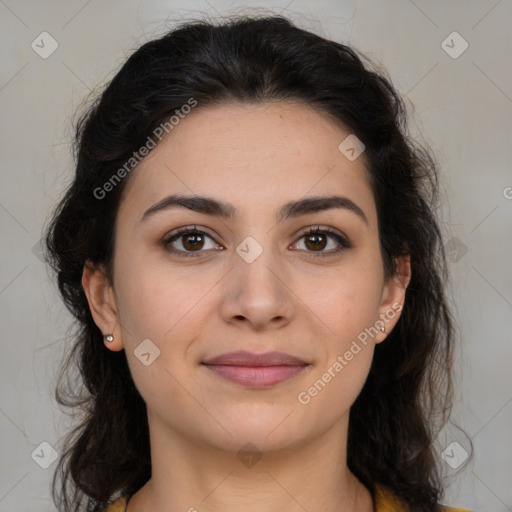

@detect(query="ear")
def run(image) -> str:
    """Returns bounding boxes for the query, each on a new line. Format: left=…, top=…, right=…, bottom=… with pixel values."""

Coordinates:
left=81, top=260, right=124, bottom=352
left=375, top=253, right=411, bottom=343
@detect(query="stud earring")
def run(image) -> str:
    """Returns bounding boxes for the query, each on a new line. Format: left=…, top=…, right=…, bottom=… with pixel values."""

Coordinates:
left=380, top=325, right=385, bottom=333
left=104, top=334, right=114, bottom=343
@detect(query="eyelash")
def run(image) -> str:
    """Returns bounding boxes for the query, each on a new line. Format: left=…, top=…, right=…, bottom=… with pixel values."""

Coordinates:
left=162, top=225, right=352, bottom=259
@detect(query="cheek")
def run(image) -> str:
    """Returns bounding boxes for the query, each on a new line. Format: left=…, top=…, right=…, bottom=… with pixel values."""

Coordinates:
left=114, top=251, right=215, bottom=349
left=301, top=265, right=383, bottom=339
left=298, top=285, right=377, bottom=416
left=113, top=257, right=202, bottom=413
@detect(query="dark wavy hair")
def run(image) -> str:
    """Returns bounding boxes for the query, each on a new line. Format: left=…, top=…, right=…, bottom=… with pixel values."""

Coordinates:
left=44, top=13, right=472, bottom=512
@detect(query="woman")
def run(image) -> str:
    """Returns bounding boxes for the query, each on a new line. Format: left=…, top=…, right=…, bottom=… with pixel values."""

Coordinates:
left=44, top=14, right=473, bottom=512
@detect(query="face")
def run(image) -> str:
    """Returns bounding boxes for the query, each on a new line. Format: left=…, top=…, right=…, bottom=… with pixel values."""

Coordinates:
left=84, top=101, right=410, bottom=454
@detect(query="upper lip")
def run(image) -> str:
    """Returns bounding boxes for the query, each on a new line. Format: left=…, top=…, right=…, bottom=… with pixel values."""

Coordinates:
left=202, top=350, right=308, bottom=366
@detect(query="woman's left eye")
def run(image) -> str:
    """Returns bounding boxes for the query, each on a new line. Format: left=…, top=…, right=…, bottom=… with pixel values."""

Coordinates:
left=290, top=226, right=351, bottom=257
left=162, top=225, right=351, bottom=258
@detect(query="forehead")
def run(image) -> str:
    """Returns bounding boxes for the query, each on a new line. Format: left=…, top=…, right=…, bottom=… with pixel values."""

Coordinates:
left=118, top=101, right=377, bottom=228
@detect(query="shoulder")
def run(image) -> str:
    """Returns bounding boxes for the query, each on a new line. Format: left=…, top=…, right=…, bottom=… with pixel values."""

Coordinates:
left=374, top=483, right=474, bottom=512
left=102, top=496, right=127, bottom=512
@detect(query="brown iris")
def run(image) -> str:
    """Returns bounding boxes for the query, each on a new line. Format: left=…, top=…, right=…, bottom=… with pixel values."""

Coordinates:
left=304, top=232, right=327, bottom=251
left=182, top=233, right=205, bottom=251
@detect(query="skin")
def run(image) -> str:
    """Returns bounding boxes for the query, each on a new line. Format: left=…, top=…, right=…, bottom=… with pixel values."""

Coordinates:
left=82, top=101, right=411, bottom=512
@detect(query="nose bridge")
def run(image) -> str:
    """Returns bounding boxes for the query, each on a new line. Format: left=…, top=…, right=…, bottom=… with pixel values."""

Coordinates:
left=220, top=231, right=294, bottom=327
left=234, top=232, right=286, bottom=295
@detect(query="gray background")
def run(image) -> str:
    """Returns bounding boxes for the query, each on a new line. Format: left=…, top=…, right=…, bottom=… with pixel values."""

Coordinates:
left=1, top=1, right=511, bottom=511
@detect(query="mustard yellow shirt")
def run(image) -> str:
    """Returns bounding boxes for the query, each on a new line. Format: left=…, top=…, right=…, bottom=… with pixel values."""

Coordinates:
left=102, top=484, right=473, bottom=511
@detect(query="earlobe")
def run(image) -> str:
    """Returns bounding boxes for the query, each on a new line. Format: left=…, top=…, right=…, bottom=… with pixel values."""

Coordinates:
left=81, top=260, right=124, bottom=351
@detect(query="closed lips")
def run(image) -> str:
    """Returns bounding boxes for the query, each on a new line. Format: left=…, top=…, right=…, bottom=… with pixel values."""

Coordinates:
left=202, top=350, right=308, bottom=366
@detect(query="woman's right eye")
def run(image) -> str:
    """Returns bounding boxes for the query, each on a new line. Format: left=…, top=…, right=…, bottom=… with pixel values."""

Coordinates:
left=162, top=226, right=222, bottom=258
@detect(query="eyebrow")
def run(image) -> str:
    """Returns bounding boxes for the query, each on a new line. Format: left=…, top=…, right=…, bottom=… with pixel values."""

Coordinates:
left=140, top=193, right=369, bottom=226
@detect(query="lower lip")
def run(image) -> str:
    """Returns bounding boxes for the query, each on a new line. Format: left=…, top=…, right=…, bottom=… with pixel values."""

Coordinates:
left=202, top=364, right=309, bottom=387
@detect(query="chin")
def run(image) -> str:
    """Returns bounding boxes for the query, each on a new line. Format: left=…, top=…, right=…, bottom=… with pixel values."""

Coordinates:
left=208, top=428, right=302, bottom=457
left=215, top=410, right=305, bottom=448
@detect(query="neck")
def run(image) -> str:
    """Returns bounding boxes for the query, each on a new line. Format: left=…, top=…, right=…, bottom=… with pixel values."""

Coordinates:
left=127, top=411, right=374, bottom=512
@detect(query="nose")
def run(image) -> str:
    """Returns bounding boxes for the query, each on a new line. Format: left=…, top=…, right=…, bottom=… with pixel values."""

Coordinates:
left=218, top=243, right=295, bottom=332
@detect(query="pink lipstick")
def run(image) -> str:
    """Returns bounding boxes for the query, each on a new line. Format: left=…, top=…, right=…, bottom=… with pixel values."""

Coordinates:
left=201, top=350, right=309, bottom=387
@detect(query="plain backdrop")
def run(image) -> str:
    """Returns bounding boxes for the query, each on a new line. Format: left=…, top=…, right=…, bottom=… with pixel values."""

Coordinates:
left=1, top=1, right=511, bottom=511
